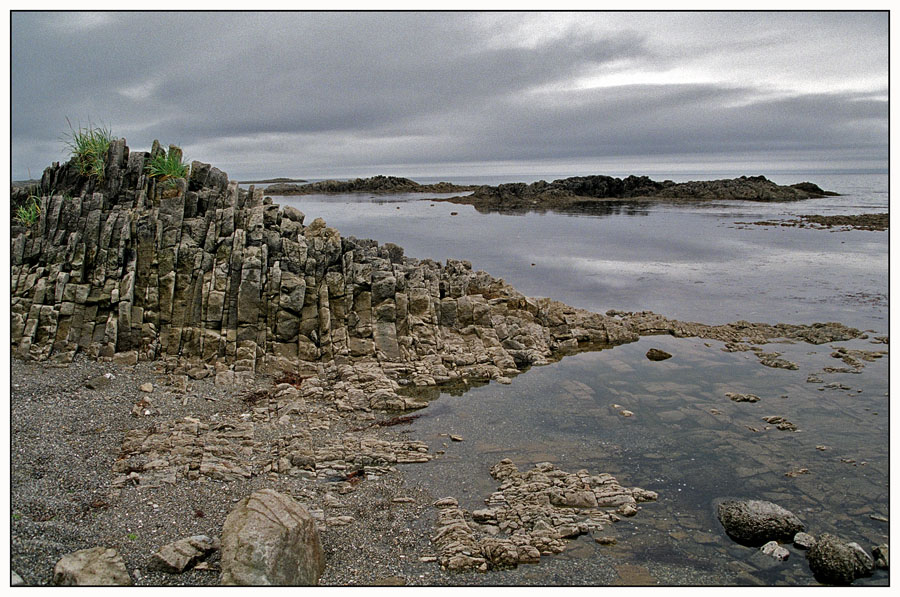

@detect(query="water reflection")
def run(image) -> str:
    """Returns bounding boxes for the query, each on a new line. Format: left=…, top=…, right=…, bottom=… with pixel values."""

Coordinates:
left=463, top=199, right=653, bottom=218
left=401, top=335, right=889, bottom=585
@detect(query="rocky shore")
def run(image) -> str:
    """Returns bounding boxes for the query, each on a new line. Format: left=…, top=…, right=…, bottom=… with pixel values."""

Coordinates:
left=10, top=142, right=885, bottom=586
left=433, top=175, right=838, bottom=214
left=738, top=213, right=889, bottom=232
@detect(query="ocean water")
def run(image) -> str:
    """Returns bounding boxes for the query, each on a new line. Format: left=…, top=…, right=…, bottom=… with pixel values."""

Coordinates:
left=268, top=172, right=889, bottom=585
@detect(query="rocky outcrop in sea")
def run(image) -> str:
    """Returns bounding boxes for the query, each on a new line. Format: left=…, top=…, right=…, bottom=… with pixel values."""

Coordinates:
left=262, top=175, right=474, bottom=195
left=435, top=174, right=838, bottom=213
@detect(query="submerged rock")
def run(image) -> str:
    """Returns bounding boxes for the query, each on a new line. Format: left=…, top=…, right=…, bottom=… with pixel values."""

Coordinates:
left=760, top=540, right=790, bottom=561
left=806, top=533, right=874, bottom=585
left=716, top=499, right=805, bottom=546
left=645, top=348, right=672, bottom=361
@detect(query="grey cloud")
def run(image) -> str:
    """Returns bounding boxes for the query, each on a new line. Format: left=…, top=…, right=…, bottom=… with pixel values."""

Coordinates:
left=11, top=11, right=888, bottom=180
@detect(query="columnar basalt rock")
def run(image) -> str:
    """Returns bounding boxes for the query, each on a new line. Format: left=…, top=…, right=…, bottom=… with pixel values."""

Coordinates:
left=11, top=143, right=865, bottom=413
left=10, top=142, right=638, bottom=411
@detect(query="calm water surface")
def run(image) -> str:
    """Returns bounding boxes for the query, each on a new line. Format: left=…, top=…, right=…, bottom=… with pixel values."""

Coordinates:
left=269, top=173, right=888, bottom=585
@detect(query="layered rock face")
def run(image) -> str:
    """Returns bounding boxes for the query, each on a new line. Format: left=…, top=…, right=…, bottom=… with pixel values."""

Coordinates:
left=10, top=141, right=636, bottom=410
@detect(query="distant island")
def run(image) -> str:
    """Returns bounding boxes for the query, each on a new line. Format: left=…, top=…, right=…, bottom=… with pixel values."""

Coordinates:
left=238, top=177, right=308, bottom=184
left=260, top=175, right=476, bottom=195
left=432, top=174, right=839, bottom=213
left=255, top=174, right=838, bottom=213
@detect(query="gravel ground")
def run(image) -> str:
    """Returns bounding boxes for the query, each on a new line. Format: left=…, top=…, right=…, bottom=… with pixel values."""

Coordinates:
left=11, top=355, right=684, bottom=587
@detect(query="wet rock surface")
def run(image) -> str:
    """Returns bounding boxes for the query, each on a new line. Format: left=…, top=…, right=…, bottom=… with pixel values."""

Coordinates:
left=740, top=213, right=888, bottom=232
left=716, top=499, right=805, bottom=546
left=429, top=459, right=657, bottom=572
left=806, top=533, right=875, bottom=585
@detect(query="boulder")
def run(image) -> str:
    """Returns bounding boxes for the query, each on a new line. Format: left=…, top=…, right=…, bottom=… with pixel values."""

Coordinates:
left=219, top=489, right=325, bottom=585
left=716, top=499, right=805, bottom=546
left=807, top=533, right=874, bottom=585
left=793, top=531, right=816, bottom=550
left=53, top=547, right=132, bottom=586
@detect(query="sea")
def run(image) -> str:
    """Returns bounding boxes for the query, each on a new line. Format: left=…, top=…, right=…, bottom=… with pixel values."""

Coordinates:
left=264, top=171, right=889, bottom=585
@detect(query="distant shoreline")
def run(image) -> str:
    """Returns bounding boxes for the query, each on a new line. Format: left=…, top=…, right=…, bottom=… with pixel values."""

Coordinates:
left=238, top=177, right=308, bottom=184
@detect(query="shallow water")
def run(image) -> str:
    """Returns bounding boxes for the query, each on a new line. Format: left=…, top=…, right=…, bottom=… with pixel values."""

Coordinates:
left=269, top=172, right=889, bottom=585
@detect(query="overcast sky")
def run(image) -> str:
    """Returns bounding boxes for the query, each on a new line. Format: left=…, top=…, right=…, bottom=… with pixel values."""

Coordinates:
left=10, top=11, right=889, bottom=181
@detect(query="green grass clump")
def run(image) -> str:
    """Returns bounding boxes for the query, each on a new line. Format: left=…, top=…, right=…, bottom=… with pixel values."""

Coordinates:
left=15, top=196, right=41, bottom=227
left=147, top=149, right=189, bottom=182
left=63, top=119, right=115, bottom=181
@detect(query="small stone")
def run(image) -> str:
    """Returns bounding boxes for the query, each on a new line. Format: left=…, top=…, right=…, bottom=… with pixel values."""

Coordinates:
left=645, top=348, right=672, bottom=361
left=617, top=503, right=638, bottom=517
left=85, top=375, right=113, bottom=390
left=726, top=392, right=760, bottom=403
left=593, top=535, right=617, bottom=545
left=760, top=540, right=790, bottom=561
left=11, top=571, right=25, bottom=586
left=619, top=410, right=634, bottom=418
left=419, top=555, right=438, bottom=563
left=869, top=514, right=889, bottom=523
left=816, top=445, right=828, bottom=451
left=449, top=435, right=464, bottom=442
left=872, top=544, right=889, bottom=569
left=793, top=532, right=816, bottom=550
left=139, top=382, right=153, bottom=393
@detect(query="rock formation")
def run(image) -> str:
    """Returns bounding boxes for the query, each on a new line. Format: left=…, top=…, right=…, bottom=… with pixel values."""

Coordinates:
left=430, top=459, right=657, bottom=571
left=262, top=175, right=474, bottom=196
left=10, top=142, right=864, bottom=415
left=10, top=140, right=641, bottom=412
left=435, top=174, right=838, bottom=213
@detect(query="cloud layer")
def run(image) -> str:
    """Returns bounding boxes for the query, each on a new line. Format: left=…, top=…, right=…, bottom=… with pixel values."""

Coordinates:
left=11, top=11, right=888, bottom=180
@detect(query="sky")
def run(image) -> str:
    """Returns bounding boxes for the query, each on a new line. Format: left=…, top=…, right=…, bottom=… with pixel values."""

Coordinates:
left=9, top=10, right=890, bottom=181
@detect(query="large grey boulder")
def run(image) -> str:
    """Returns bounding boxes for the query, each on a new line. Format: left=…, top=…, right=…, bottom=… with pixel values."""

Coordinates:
left=807, top=533, right=874, bottom=585
left=716, top=499, right=805, bottom=546
left=220, top=489, right=325, bottom=585
left=53, top=547, right=132, bottom=586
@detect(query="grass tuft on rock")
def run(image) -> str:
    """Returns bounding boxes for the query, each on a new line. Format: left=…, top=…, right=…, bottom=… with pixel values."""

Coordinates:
left=63, top=119, right=115, bottom=181
left=15, top=196, right=41, bottom=227
left=147, top=147, right=190, bottom=182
